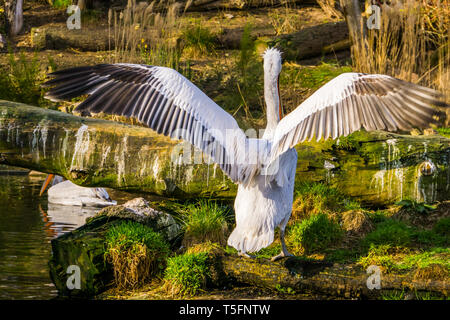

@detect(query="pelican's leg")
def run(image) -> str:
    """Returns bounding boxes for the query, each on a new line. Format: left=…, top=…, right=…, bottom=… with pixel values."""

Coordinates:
left=271, top=217, right=294, bottom=261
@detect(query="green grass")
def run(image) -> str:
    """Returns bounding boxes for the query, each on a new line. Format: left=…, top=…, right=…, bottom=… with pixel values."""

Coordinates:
left=362, top=219, right=413, bottom=248
left=362, top=217, right=448, bottom=248
left=292, top=182, right=361, bottom=220
left=436, top=127, right=450, bottom=138
left=164, top=252, right=211, bottom=296
left=180, top=200, right=231, bottom=246
left=287, top=213, right=343, bottom=254
left=52, top=0, right=72, bottom=9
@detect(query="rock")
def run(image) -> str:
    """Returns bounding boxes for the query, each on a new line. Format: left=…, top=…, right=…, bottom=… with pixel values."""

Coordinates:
left=95, top=197, right=181, bottom=243
left=48, top=199, right=181, bottom=297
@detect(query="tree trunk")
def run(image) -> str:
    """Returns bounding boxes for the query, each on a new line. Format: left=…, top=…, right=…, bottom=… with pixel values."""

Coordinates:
left=1, top=100, right=450, bottom=205
left=4, top=0, right=23, bottom=36
left=339, top=0, right=366, bottom=52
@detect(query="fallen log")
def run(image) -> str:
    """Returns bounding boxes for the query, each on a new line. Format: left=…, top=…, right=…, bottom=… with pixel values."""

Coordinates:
left=30, top=21, right=350, bottom=60
left=273, top=21, right=350, bottom=60
left=219, top=255, right=449, bottom=298
left=1, top=100, right=450, bottom=205
left=144, top=0, right=318, bottom=12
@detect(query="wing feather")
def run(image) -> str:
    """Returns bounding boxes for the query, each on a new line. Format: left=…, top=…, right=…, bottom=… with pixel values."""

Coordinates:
left=271, top=73, right=446, bottom=160
left=44, top=63, right=262, bottom=184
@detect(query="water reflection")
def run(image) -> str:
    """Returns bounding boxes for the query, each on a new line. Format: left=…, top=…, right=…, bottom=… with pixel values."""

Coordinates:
left=0, top=174, right=101, bottom=299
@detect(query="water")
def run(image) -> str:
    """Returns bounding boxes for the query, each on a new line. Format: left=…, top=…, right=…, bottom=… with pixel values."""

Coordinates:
left=0, top=172, right=136, bottom=300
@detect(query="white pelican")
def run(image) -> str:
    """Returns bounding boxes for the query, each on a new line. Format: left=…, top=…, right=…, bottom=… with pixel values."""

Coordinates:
left=43, top=48, right=446, bottom=260
left=40, top=174, right=117, bottom=207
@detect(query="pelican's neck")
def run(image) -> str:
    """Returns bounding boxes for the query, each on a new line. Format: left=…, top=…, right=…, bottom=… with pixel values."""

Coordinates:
left=263, top=71, right=281, bottom=137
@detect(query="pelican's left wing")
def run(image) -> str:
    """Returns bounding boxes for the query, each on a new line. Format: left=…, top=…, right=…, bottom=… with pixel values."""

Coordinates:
left=43, top=64, right=263, bottom=185
left=271, top=72, right=447, bottom=159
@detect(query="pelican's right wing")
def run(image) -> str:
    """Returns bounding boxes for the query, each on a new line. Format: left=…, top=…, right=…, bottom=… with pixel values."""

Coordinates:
left=43, top=64, right=262, bottom=185
left=271, top=73, right=447, bottom=160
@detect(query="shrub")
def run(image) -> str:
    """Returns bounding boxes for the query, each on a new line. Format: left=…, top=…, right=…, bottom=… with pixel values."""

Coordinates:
left=104, top=220, right=170, bottom=290
left=0, top=51, right=55, bottom=108
left=181, top=23, right=216, bottom=57
left=287, top=213, right=343, bottom=254
left=163, top=252, right=210, bottom=296
left=181, top=200, right=230, bottom=246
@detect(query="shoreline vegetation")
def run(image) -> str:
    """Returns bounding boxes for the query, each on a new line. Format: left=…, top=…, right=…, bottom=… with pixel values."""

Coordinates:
left=0, top=0, right=449, bottom=300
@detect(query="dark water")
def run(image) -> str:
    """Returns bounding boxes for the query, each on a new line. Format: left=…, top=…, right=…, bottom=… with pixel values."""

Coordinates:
left=0, top=174, right=60, bottom=299
left=0, top=173, right=138, bottom=300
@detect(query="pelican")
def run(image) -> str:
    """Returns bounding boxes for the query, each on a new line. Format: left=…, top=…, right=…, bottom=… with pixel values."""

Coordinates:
left=43, top=48, right=447, bottom=260
left=39, top=174, right=117, bottom=207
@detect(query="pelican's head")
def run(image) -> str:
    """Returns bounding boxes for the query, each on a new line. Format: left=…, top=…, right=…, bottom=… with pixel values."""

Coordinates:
left=263, top=47, right=282, bottom=80
left=263, top=47, right=283, bottom=127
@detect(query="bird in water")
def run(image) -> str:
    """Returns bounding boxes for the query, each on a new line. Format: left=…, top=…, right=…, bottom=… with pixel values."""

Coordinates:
left=39, top=174, right=117, bottom=207
left=43, top=48, right=447, bottom=260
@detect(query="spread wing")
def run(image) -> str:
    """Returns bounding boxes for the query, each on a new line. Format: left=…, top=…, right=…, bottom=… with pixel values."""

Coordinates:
left=271, top=72, right=447, bottom=159
left=43, top=63, right=267, bottom=185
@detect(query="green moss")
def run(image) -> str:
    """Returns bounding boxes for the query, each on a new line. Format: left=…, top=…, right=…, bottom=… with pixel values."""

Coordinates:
left=164, top=252, right=211, bottom=296
left=287, top=213, right=343, bottom=254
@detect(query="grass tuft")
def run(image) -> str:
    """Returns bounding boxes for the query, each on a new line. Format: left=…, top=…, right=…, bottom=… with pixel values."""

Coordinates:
left=104, top=220, right=170, bottom=290
left=163, top=252, right=211, bottom=296
left=287, top=213, right=343, bottom=254
left=180, top=200, right=231, bottom=246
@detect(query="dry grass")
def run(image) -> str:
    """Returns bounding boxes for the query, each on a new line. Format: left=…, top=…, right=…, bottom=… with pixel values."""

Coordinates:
left=413, top=263, right=449, bottom=281
left=109, top=0, right=183, bottom=64
left=353, top=0, right=449, bottom=100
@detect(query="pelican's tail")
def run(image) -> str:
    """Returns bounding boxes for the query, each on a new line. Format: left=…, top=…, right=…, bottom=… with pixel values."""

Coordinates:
left=227, top=227, right=274, bottom=254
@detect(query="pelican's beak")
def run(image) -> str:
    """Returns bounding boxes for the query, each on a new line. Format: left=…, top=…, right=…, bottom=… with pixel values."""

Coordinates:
left=277, top=75, right=282, bottom=120
left=39, top=174, right=55, bottom=196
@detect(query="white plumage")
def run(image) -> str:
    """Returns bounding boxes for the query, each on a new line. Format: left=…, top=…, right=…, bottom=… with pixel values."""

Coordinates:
left=44, top=47, right=446, bottom=259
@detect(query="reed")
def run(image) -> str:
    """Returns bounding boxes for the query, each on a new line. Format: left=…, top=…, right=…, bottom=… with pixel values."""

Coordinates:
left=352, top=0, right=449, bottom=100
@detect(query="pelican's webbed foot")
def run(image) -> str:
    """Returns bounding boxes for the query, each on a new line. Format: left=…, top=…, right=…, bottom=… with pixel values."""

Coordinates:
left=270, top=251, right=293, bottom=262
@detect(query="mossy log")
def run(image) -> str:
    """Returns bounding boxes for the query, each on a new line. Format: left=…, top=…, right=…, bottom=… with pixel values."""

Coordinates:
left=1, top=100, right=450, bottom=205
left=218, top=255, right=449, bottom=298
